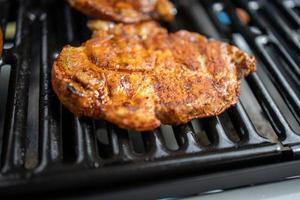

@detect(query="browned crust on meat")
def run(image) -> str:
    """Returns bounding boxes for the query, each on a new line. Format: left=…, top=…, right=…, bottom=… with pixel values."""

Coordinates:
left=67, top=0, right=176, bottom=23
left=52, top=22, right=256, bottom=131
left=52, top=44, right=161, bottom=131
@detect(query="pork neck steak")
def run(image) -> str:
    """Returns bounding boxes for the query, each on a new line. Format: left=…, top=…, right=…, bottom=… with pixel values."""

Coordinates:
left=52, top=21, right=256, bottom=131
left=67, top=0, right=176, bottom=23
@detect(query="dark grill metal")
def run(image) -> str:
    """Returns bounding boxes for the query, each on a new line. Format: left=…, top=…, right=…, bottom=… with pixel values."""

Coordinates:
left=0, top=0, right=300, bottom=199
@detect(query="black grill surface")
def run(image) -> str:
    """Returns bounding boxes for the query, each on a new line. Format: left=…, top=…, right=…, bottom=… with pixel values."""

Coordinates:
left=0, top=0, right=300, bottom=199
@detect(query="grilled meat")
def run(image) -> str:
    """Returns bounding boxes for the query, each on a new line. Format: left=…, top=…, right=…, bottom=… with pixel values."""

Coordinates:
left=67, top=0, right=176, bottom=23
left=52, top=21, right=256, bottom=131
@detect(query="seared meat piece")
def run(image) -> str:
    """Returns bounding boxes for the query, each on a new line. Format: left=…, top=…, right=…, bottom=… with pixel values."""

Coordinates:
left=52, top=21, right=256, bottom=131
left=67, top=0, right=176, bottom=23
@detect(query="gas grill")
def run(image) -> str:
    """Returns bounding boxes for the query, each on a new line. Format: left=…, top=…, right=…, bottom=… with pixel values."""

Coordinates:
left=0, top=0, right=300, bottom=199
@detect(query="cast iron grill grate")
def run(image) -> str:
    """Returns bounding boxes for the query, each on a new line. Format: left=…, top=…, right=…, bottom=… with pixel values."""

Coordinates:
left=0, top=0, right=299, bottom=199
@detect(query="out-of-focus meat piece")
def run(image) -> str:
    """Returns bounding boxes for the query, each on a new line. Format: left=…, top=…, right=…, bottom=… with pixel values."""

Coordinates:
left=67, top=0, right=176, bottom=23
left=52, top=21, right=256, bottom=131
left=236, top=8, right=250, bottom=24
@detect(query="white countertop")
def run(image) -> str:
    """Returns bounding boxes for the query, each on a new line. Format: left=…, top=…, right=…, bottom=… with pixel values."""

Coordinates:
left=186, top=178, right=300, bottom=200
